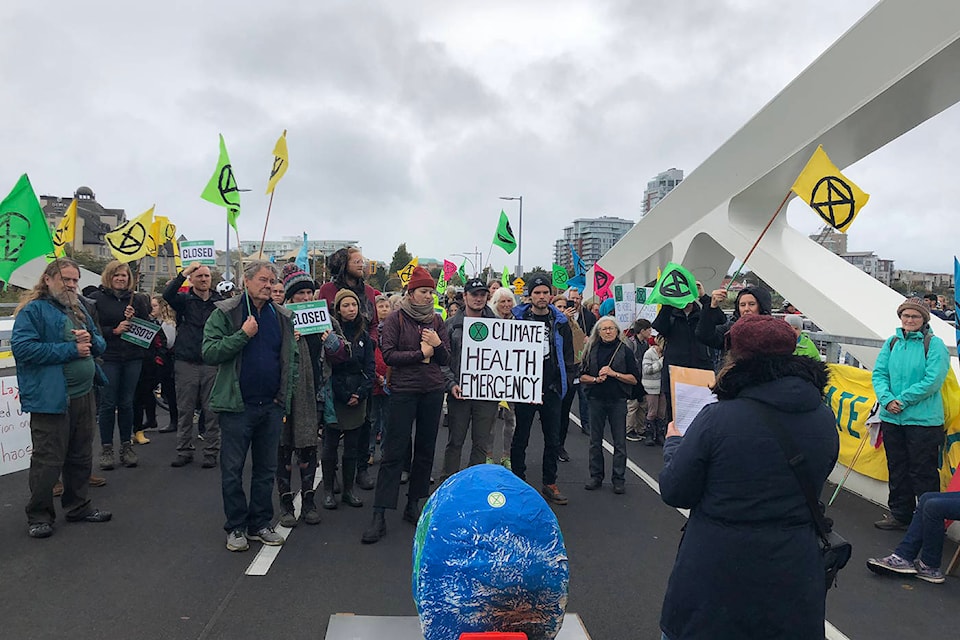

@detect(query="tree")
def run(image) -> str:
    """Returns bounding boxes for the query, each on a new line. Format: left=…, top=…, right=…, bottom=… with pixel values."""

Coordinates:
left=388, top=243, right=413, bottom=275
left=71, top=248, right=113, bottom=275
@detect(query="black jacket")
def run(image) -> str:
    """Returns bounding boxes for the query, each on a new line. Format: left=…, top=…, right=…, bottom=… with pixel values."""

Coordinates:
left=443, top=306, right=497, bottom=393
left=651, top=303, right=714, bottom=380
left=88, top=286, right=151, bottom=362
left=659, top=356, right=838, bottom=639
left=163, top=273, right=223, bottom=363
left=696, top=286, right=772, bottom=353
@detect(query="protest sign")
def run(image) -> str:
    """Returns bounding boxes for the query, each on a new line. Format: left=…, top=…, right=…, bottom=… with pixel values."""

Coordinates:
left=635, top=286, right=656, bottom=322
left=120, top=317, right=161, bottom=349
left=614, top=283, right=636, bottom=329
left=287, top=300, right=333, bottom=335
left=179, top=240, right=216, bottom=266
left=459, top=317, right=543, bottom=404
left=0, top=377, right=31, bottom=476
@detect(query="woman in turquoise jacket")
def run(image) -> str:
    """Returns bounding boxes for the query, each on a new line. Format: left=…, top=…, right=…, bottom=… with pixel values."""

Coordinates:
left=871, top=298, right=949, bottom=530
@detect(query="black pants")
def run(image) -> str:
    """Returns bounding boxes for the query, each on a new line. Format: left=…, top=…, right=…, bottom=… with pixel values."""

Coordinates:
left=588, top=396, right=627, bottom=484
left=158, top=360, right=178, bottom=427
left=133, top=359, right=159, bottom=429
left=321, top=426, right=360, bottom=469
left=277, top=444, right=318, bottom=495
left=559, top=381, right=578, bottom=449
left=374, top=391, right=443, bottom=510
left=881, top=422, right=943, bottom=523
left=512, top=389, right=562, bottom=486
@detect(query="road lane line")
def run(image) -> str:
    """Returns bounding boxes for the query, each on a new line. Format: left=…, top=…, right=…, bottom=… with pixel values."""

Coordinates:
left=244, top=473, right=321, bottom=576
left=572, top=413, right=852, bottom=639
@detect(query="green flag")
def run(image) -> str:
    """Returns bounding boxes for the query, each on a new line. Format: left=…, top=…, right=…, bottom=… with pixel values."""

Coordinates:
left=492, top=210, right=517, bottom=254
left=457, top=260, right=467, bottom=284
left=436, top=277, right=447, bottom=295
left=552, top=263, right=569, bottom=290
left=201, top=134, right=241, bottom=231
left=647, top=262, right=698, bottom=309
left=0, top=174, right=55, bottom=284
left=501, top=266, right=509, bottom=288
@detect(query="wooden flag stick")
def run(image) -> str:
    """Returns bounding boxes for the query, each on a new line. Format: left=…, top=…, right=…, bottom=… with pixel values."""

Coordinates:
left=828, top=434, right=869, bottom=506
left=725, top=190, right=792, bottom=290
left=258, top=190, right=276, bottom=256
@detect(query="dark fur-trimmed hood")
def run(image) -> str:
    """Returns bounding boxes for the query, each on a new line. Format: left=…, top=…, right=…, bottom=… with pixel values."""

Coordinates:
left=713, top=354, right=829, bottom=409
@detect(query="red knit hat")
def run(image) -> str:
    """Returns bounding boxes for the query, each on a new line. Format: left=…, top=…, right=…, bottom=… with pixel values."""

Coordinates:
left=727, top=314, right=796, bottom=359
left=406, top=266, right=436, bottom=291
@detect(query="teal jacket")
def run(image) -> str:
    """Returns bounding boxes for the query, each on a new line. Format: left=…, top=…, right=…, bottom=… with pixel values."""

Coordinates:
left=872, top=328, right=949, bottom=426
left=202, top=295, right=298, bottom=414
left=12, top=297, right=106, bottom=414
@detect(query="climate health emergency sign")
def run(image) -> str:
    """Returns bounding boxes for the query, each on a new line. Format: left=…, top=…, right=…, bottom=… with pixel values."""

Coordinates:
left=459, top=317, right=543, bottom=404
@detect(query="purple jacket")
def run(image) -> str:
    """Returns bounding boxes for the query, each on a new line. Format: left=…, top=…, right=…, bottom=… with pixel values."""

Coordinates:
left=379, top=308, right=450, bottom=394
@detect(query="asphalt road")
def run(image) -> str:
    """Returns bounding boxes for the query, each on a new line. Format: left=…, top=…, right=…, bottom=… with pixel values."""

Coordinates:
left=0, top=405, right=957, bottom=639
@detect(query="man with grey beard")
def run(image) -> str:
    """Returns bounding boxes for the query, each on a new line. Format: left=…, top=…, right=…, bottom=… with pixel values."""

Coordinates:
left=12, top=259, right=112, bottom=539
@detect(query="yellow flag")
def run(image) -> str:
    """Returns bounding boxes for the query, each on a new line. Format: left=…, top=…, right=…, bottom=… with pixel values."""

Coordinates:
left=790, top=145, right=869, bottom=233
left=105, top=206, right=155, bottom=263
left=52, top=199, right=77, bottom=257
left=146, top=215, right=177, bottom=257
left=397, top=257, right=419, bottom=287
left=266, top=130, right=289, bottom=194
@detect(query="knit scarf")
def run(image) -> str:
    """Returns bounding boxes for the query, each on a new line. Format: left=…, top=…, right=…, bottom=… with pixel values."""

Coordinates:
left=400, top=297, right=437, bottom=324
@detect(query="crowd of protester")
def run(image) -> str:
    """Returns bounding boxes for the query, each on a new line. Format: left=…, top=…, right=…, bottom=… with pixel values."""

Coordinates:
left=11, top=252, right=960, bottom=638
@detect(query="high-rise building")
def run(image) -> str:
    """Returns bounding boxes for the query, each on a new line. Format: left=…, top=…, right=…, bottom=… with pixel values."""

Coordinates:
left=641, top=168, right=684, bottom=216
left=554, top=216, right=635, bottom=272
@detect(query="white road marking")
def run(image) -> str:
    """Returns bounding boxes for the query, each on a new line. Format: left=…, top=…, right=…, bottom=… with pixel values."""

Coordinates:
left=571, top=413, right=851, bottom=640
left=244, top=472, right=321, bottom=576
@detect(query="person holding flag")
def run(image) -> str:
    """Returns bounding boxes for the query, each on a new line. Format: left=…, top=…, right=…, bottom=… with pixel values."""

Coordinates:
left=696, top=285, right=773, bottom=362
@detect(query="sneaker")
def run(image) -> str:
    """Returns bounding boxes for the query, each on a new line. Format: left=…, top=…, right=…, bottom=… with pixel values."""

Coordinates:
left=88, top=475, right=107, bottom=487
left=99, top=445, right=116, bottom=471
left=557, top=448, right=570, bottom=462
left=247, top=526, right=284, bottom=546
left=626, top=430, right=642, bottom=442
left=28, top=523, right=53, bottom=539
left=874, top=514, right=909, bottom=531
left=542, top=484, right=569, bottom=505
left=119, top=442, right=138, bottom=468
left=226, top=529, right=249, bottom=552
left=500, top=457, right=512, bottom=471
left=915, top=560, right=946, bottom=584
left=867, top=553, right=917, bottom=576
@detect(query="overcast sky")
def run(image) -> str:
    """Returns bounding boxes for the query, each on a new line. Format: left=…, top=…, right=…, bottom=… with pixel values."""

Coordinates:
left=2, top=0, right=955, bottom=275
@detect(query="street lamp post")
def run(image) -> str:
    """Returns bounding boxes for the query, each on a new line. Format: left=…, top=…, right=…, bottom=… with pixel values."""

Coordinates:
left=499, top=195, right=522, bottom=277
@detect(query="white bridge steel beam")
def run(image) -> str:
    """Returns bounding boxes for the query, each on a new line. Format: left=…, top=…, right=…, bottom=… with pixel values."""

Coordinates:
left=587, top=0, right=960, bottom=368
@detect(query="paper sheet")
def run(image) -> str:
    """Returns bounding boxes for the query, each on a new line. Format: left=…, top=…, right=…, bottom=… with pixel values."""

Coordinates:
left=673, top=382, right=718, bottom=436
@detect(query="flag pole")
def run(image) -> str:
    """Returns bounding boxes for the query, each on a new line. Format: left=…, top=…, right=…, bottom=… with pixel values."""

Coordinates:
left=725, top=190, right=792, bottom=290
left=828, top=435, right=869, bottom=506
left=259, top=190, right=276, bottom=256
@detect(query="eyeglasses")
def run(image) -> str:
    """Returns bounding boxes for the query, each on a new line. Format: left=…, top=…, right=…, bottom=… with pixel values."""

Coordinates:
left=599, top=326, right=618, bottom=332
left=901, top=314, right=923, bottom=320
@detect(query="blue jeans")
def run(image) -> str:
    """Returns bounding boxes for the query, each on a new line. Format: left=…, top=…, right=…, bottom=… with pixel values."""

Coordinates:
left=894, top=490, right=960, bottom=568
left=219, top=402, right=283, bottom=533
left=98, top=359, right=142, bottom=446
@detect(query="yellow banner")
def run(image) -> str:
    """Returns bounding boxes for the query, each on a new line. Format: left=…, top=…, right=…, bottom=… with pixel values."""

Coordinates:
left=826, top=363, right=960, bottom=489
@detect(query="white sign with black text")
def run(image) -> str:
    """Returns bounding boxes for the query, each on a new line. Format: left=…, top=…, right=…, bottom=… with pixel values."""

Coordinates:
left=459, top=317, right=543, bottom=404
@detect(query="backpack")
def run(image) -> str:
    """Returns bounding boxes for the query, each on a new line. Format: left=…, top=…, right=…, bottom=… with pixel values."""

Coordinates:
left=888, top=333, right=931, bottom=358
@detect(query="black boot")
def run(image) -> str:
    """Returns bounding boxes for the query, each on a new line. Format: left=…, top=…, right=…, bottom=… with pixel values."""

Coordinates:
left=655, top=418, right=667, bottom=445
left=355, top=467, right=375, bottom=491
left=278, top=492, right=298, bottom=528
left=402, top=497, right=421, bottom=525
left=300, top=490, right=321, bottom=525
left=361, top=508, right=386, bottom=544
left=341, top=459, right=363, bottom=507
left=321, top=461, right=338, bottom=510
left=644, top=419, right=657, bottom=447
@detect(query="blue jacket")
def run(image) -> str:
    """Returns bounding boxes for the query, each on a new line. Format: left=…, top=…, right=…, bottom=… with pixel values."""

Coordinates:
left=872, top=328, right=949, bottom=426
left=12, top=297, right=106, bottom=414
left=511, top=303, right=574, bottom=397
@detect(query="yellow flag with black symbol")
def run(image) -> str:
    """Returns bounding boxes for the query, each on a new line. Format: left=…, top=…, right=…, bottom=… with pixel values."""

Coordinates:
left=266, top=130, right=289, bottom=194
left=52, top=199, right=77, bottom=257
left=397, top=256, right=418, bottom=287
left=105, top=206, right=154, bottom=263
left=146, top=215, right=177, bottom=257
left=790, top=145, right=869, bottom=233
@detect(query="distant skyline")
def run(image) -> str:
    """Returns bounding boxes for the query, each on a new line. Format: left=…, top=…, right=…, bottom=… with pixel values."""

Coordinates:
left=4, top=1, right=957, bottom=274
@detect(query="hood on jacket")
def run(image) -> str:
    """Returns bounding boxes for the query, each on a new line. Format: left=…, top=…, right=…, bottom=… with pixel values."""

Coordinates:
left=713, top=354, right=829, bottom=413
left=732, top=286, right=773, bottom=320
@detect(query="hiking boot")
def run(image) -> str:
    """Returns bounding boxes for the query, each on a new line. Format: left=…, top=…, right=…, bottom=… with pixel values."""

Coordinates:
left=584, top=478, right=602, bottom=491
left=361, top=510, right=387, bottom=544
left=355, top=468, right=375, bottom=491
left=321, top=461, right=338, bottom=509
left=226, top=529, right=249, bottom=552
left=557, top=448, right=570, bottom=462
left=132, top=430, right=150, bottom=445
left=874, top=514, right=909, bottom=531
left=99, top=445, right=116, bottom=470
left=613, top=483, right=626, bottom=495
left=402, top=498, right=421, bottom=524
left=867, top=553, right=917, bottom=576
left=915, top=560, right=946, bottom=584
left=119, top=442, right=138, bottom=468
left=28, top=523, right=53, bottom=539
left=89, top=475, right=107, bottom=487
left=500, top=457, right=512, bottom=470
left=53, top=481, right=63, bottom=497
left=542, top=484, right=569, bottom=505
left=278, top=493, right=298, bottom=528
left=247, top=526, right=284, bottom=546
left=644, top=420, right=657, bottom=447
left=301, top=490, right=322, bottom=525
left=201, top=455, right=217, bottom=468
left=171, top=454, right=194, bottom=468
left=626, top=430, right=642, bottom=442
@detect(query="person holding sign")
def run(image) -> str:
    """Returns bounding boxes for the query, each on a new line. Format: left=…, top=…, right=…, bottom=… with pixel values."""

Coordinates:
left=578, top=317, right=639, bottom=494
left=440, top=278, right=499, bottom=483
left=362, top=267, right=449, bottom=544
left=658, top=315, right=838, bottom=640
left=510, top=274, right=575, bottom=506
left=87, top=261, right=151, bottom=471
left=13, top=259, right=113, bottom=539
